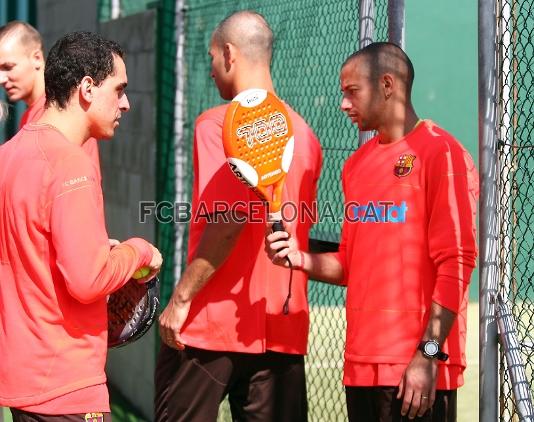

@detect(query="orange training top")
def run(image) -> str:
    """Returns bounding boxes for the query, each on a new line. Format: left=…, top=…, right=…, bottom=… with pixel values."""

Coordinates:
left=336, top=121, right=478, bottom=389
left=0, top=125, right=153, bottom=412
left=180, top=103, right=322, bottom=354
left=19, top=94, right=101, bottom=184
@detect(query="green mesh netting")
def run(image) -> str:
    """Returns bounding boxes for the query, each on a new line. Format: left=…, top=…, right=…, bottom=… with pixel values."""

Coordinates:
left=156, top=0, right=177, bottom=311
left=98, top=0, right=155, bottom=20
left=497, top=0, right=534, bottom=420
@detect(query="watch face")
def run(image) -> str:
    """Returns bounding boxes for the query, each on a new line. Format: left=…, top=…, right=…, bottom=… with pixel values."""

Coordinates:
left=424, top=341, right=439, bottom=356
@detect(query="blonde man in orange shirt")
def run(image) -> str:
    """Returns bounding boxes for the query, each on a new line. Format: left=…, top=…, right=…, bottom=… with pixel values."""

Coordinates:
left=0, top=21, right=100, bottom=178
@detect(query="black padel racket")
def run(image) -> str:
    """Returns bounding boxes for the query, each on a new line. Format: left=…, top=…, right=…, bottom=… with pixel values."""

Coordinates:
left=107, top=277, right=160, bottom=348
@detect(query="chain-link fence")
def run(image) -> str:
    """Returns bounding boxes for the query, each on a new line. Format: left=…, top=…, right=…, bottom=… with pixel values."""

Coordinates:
left=155, top=0, right=178, bottom=313
left=496, top=0, right=534, bottom=419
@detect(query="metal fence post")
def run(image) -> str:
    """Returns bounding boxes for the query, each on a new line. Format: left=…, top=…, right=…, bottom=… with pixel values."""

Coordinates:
left=358, top=0, right=375, bottom=146
left=387, top=0, right=405, bottom=49
left=174, top=0, right=187, bottom=283
left=479, top=0, right=499, bottom=420
left=111, top=0, right=120, bottom=19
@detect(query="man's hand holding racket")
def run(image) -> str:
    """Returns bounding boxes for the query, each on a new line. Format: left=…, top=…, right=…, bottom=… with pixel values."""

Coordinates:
left=132, top=245, right=163, bottom=284
left=106, top=241, right=163, bottom=348
left=266, top=225, right=345, bottom=286
left=265, top=222, right=304, bottom=270
left=109, top=239, right=163, bottom=283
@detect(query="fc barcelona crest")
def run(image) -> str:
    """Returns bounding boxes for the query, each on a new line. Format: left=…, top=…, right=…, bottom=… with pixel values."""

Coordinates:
left=394, top=154, right=416, bottom=177
left=84, top=413, right=104, bottom=422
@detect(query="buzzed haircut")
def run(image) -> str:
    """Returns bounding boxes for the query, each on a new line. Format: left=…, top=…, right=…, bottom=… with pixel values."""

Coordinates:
left=343, top=42, right=415, bottom=94
left=45, top=31, right=124, bottom=109
left=0, top=21, right=42, bottom=52
left=212, top=10, right=273, bottom=65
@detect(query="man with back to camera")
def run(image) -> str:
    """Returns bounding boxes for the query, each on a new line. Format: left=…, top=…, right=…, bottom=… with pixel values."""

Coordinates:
left=0, top=31, right=163, bottom=422
left=155, top=10, right=323, bottom=422
left=266, top=42, right=478, bottom=422
left=0, top=21, right=100, bottom=180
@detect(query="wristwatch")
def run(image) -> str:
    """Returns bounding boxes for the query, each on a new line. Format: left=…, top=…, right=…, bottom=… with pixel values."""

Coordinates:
left=418, top=340, right=449, bottom=361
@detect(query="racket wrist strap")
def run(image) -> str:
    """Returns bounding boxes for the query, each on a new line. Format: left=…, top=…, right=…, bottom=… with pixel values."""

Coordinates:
left=283, top=256, right=293, bottom=315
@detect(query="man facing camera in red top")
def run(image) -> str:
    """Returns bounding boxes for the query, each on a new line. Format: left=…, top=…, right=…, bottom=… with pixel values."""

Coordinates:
left=266, top=42, right=478, bottom=422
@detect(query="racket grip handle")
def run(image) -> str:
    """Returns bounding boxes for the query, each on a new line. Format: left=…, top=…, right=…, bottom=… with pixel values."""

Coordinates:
left=272, top=221, right=285, bottom=232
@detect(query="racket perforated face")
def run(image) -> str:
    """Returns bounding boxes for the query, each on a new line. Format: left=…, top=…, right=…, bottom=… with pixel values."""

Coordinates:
left=107, top=277, right=160, bottom=348
left=223, top=89, right=294, bottom=213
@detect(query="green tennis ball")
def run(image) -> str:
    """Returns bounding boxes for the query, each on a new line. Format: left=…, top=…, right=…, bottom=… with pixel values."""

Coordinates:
left=132, top=267, right=150, bottom=279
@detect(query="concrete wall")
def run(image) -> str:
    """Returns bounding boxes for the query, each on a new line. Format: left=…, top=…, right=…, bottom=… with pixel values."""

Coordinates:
left=37, top=3, right=158, bottom=420
left=37, top=0, right=97, bottom=52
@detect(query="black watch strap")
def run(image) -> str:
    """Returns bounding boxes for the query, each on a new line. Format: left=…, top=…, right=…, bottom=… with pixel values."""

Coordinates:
left=435, top=350, right=449, bottom=361
left=418, top=340, right=449, bottom=362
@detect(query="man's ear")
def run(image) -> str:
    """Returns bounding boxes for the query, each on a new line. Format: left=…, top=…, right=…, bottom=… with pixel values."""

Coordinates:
left=80, top=76, right=95, bottom=103
left=383, top=73, right=394, bottom=99
left=223, top=42, right=237, bottom=71
left=30, top=49, right=45, bottom=71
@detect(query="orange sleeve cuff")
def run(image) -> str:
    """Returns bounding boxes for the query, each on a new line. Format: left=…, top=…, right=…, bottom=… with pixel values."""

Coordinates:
left=122, top=237, right=153, bottom=268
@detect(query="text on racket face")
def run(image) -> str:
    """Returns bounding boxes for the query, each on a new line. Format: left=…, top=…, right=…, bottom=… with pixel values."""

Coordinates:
left=228, top=162, right=268, bottom=201
left=261, top=168, right=282, bottom=181
left=236, top=112, right=288, bottom=148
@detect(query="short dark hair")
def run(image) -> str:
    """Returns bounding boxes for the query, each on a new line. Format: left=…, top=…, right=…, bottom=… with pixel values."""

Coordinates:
left=343, top=42, right=415, bottom=94
left=45, top=31, right=124, bottom=109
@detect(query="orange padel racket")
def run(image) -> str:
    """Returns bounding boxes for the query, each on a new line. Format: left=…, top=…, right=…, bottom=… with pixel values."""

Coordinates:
left=222, top=88, right=294, bottom=231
